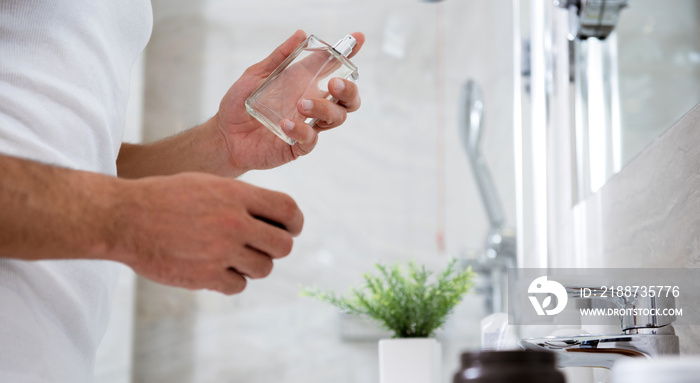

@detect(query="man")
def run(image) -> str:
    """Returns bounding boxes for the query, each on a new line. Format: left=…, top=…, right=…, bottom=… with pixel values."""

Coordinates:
left=0, top=1, right=364, bottom=381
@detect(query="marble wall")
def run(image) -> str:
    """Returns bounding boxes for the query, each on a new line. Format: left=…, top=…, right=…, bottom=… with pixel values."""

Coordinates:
left=564, top=101, right=700, bottom=383
left=94, top=1, right=516, bottom=382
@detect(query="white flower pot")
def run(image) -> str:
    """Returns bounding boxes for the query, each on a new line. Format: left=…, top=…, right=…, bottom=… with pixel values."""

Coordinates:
left=378, top=338, right=441, bottom=383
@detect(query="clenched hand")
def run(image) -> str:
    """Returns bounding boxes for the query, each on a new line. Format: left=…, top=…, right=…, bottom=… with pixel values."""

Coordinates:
left=115, top=173, right=303, bottom=295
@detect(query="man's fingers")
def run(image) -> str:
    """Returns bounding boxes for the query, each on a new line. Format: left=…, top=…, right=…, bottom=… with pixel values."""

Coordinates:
left=296, top=96, right=350, bottom=129
left=172, top=261, right=248, bottom=295
left=281, top=119, right=319, bottom=155
left=226, top=245, right=275, bottom=279
left=218, top=268, right=248, bottom=295
left=293, top=79, right=359, bottom=129
left=328, top=78, right=361, bottom=112
left=246, top=217, right=294, bottom=259
left=243, top=186, right=304, bottom=237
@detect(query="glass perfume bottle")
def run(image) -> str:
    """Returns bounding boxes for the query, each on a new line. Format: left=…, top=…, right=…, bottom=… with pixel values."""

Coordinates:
left=245, top=34, right=359, bottom=145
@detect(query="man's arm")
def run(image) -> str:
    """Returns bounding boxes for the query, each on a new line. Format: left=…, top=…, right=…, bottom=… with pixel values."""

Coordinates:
left=0, top=153, right=303, bottom=294
left=0, top=153, right=120, bottom=260
left=116, top=117, right=235, bottom=178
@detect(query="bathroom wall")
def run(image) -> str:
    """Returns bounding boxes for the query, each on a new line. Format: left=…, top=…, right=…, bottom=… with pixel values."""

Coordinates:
left=94, top=0, right=516, bottom=382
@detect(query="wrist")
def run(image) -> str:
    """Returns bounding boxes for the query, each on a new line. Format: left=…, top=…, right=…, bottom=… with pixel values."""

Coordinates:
left=98, top=176, right=162, bottom=267
left=117, top=117, right=240, bottom=179
left=206, top=114, right=244, bottom=178
left=86, top=176, right=136, bottom=263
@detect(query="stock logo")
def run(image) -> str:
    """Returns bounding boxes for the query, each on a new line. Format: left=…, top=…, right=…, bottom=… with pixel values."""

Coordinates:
left=528, top=276, right=568, bottom=316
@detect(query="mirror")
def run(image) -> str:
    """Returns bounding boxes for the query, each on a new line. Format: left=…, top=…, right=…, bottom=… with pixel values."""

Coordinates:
left=616, top=0, right=700, bottom=166
left=517, top=0, right=700, bottom=202
left=514, top=0, right=700, bottom=268
left=574, top=0, right=700, bottom=197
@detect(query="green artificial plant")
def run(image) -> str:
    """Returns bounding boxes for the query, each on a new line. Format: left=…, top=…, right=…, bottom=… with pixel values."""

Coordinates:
left=302, top=259, right=475, bottom=338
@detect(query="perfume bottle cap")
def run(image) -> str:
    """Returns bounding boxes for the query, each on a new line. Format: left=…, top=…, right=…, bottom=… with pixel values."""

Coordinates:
left=332, top=34, right=357, bottom=57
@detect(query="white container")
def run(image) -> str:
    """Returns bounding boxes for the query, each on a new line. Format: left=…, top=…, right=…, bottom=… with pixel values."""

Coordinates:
left=378, top=338, right=441, bottom=383
left=612, top=357, right=700, bottom=383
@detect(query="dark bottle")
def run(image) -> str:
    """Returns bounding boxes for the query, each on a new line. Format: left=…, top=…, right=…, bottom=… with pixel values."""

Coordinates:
left=453, top=350, right=566, bottom=383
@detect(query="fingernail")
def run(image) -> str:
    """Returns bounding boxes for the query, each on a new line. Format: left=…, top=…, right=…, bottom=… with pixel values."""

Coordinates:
left=282, top=120, right=295, bottom=131
left=333, top=79, right=345, bottom=92
left=301, top=99, right=313, bottom=111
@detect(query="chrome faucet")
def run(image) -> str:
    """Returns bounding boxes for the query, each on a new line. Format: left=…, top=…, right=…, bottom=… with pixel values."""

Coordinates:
left=520, top=285, right=680, bottom=369
left=458, top=79, right=516, bottom=315
left=554, top=0, right=629, bottom=40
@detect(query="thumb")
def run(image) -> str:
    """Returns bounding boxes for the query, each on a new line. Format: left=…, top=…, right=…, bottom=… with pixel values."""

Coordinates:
left=247, top=30, right=307, bottom=77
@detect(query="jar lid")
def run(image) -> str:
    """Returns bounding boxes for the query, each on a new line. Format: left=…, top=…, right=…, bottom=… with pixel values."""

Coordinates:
left=460, top=350, right=557, bottom=368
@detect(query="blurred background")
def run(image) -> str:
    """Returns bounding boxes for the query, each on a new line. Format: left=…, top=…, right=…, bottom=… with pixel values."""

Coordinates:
left=95, top=0, right=700, bottom=382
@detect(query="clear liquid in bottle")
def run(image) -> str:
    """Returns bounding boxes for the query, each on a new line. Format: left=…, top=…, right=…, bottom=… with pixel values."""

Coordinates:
left=245, top=34, right=359, bottom=145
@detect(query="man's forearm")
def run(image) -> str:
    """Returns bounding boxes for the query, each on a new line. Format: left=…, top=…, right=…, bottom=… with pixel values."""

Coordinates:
left=0, top=154, right=123, bottom=261
left=117, top=117, right=235, bottom=179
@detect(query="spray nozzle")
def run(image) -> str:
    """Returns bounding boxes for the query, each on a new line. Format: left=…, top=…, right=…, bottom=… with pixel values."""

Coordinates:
left=332, top=34, right=357, bottom=57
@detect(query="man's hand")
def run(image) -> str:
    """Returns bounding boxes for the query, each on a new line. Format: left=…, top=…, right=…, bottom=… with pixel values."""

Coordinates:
left=117, top=30, right=364, bottom=180
left=214, top=30, right=365, bottom=174
left=2, top=155, right=302, bottom=294
left=116, top=173, right=303, bottom=295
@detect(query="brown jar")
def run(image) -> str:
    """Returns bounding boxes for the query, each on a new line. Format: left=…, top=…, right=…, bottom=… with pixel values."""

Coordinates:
left=453, top=350, right=566, bottom=383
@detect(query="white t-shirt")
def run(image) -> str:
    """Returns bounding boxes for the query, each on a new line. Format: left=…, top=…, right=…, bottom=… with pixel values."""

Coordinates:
left=0, top=1, right=152, bottom=382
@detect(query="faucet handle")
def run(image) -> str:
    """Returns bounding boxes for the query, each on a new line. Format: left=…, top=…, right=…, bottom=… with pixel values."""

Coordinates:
left=564, top=285, right=677, bottom=333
